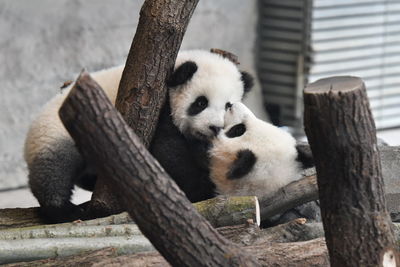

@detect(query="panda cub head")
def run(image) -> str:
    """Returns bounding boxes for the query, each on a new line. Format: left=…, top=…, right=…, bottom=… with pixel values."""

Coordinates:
left=209, top=102, right=300, bottom=198
left=167, top=50, right=253, bottom=141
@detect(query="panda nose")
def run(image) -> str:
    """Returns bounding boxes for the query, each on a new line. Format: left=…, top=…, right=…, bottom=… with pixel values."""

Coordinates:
left=209, top=125, right=222, bottom=136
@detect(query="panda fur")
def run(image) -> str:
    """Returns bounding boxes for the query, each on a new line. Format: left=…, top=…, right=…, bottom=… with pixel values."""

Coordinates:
left=208, top=102, right=300, bottom=199
left=24, top=50, right=254, bottom=223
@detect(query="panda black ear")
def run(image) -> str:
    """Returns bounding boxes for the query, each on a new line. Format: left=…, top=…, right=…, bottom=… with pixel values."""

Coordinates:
left=167, top=61, right=198, bottom=87
left=241, top=71, right=254, bottom=95
left=227, top=149, right=256, bottom=180
left=295, top=142, right=315, bottom=169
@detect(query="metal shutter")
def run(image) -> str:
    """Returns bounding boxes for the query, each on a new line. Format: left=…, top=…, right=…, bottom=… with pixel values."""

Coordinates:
left=257, top=0, right=400, bottom=131
left=257, top=0, right=312, bottom=134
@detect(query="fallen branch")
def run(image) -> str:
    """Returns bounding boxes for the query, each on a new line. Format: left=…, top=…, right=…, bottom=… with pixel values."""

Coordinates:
left=195, top=195, right=260, bottom=227
left=0, top=195, right=259, bottom=230
left=4, top=238, right=329, bottom=267
left=0, top=208, right=43, bottom=230
left=259, top=174, right=318, bottom=221
left=59, top=72, right=259, bottom=266
left=3, top=217, right=400, bottom=265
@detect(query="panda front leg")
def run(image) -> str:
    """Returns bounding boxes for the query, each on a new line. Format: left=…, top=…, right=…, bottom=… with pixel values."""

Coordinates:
left=28, top=138, right=87, bottom=223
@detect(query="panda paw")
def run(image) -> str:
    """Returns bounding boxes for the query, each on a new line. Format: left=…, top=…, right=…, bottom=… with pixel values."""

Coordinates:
left=39, top=202, right=87, bottom=224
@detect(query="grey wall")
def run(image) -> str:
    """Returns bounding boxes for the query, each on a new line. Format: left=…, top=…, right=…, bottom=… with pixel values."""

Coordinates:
left=0, top=0, right=265, bottom=190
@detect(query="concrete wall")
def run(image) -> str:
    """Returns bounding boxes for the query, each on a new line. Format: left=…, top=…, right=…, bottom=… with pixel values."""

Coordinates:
left=0, top=0, right=265, bottom=190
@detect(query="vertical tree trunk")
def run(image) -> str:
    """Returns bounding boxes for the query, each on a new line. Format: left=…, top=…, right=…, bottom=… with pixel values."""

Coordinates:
left=59, top=73, right=260, bottom=267
left=89, top=0, right=199, bottom=216
left=116, top=0, right=199, bottom=146
left=303, top=76, right=398, bottom=267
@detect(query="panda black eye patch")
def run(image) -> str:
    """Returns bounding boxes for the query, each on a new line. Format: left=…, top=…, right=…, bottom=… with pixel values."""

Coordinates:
left=226, top=123, right=246, bottom=138
left=227, top=149, right=256, bottom=180
left=187, top=96, right=208, bottom=116
left=225, top=102, right=232, bottom=110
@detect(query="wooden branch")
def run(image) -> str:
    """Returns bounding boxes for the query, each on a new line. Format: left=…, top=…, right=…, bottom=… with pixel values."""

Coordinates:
left=58, top=72, right=260, bottom=266
left=259, top=174, right=318, bottom=221
left=4, top=239, right=330, bottom=267
left=0, top=195, right=258, bottom=230
left=116, top=0, right=199, bottom=146
left=0, top=208, right=44, bottom=230
left=195, top=195, right=260, bottom=227
left=304, top=76, right=398, bottom=267
left=89, top=0, right=199, bottom=219
left=4, top=217, right=400, bottom=265
left=0, top=228, right=154, bottom=265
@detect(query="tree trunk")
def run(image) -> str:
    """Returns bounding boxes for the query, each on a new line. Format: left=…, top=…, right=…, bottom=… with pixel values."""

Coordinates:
left=195, top=195, right=260, bottom=227
left=59, top=72, right=260, bottom=266
left=116, top=0, right=198, bottom=146
left=303, top=76, right=398, bottom=267
left=89, top=0, right=199, bottom=217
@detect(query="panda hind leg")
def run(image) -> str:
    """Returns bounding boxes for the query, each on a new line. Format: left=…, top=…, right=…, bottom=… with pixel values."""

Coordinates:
left=28, top=139, right=87, bottom=223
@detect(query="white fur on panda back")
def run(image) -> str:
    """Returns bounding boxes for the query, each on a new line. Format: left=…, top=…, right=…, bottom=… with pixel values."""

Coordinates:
left=24, top=65, right=124, bottom=166
left=209, top=103, right=300, bottom=198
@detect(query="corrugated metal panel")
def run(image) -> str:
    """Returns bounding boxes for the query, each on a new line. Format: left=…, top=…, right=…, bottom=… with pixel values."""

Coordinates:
left=309, top=0, right=400, bottom=130
left=258, top=0, right=400, bottom=130
left=257, top=0, right=311, bottom=130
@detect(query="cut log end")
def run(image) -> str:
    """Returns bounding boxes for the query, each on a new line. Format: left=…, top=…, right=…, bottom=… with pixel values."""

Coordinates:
left=255, top=196, right=260, bottom=227
left=304, top=76, right=364, bottom=94
left=381, top=247, right=399, bottom=267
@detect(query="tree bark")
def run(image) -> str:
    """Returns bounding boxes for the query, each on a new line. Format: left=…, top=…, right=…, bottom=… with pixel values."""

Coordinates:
left=116, top=0, right=198, bottom=146
left=259, top=174, right=318, bottom=221
left=195, top=195, right=260, bottom=227
left=4, top=239, right=330, bottom=267
left=0, top=208, right=44, bottom=230
left=59, top=72, right=260, bottom=266
left=303, top=76, right=398, bottom=267
left=89, top=0, right=199, bottom=218
left=0, top=195, right=258, bottom=230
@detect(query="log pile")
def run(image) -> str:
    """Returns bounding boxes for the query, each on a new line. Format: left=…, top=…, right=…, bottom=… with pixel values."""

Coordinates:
left=1, top=0, right=399, bottom=265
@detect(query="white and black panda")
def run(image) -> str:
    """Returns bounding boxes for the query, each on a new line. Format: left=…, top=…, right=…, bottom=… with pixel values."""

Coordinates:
left=208, top=102, right=301, bottom=199
left=24, top=50, right=254, bottom=223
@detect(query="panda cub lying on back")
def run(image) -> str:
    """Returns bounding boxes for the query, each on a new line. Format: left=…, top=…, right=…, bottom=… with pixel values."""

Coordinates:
left=209, top=102, right=300, bottom=198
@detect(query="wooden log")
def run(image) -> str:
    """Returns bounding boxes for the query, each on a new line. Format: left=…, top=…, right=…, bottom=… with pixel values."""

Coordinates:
left=259, top=174, right=318, bottom=221
left=0, top=208, right=44, bottom=230
left=89, top=0, right=199, bottom=218
left=304, top=76, right=398, bottom=267
left=4, top=238, right=330, bottom=267
left=4, top=218, right=400, bottom=265
left=195, top=195, right=260, bottom=227
left=0, top=195, right=259, bottom=230
left=58, top=72, right=260, bottom=266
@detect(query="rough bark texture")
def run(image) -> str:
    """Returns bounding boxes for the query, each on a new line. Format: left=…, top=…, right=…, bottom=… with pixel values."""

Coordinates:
left=0, top=195, right=258, bottom=230
left=4, top=239, right=330, bottom=267
left=195, top=195, right=260, bottom=227
left=303, top=76, right=398, bottom=267
left=0, top=208, right=44, bottom=230
left=89, top=0, right=199, bottom=218
left=116, top=0, right=198, bottom=146
left=58, top=72, right=260, bottom=267
left=259, top=174, right=318, bottom=221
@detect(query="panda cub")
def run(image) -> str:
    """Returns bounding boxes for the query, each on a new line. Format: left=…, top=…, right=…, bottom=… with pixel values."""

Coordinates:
left=25, top=50, right=254, bottom=223
left=209, top=102, right=300, bottom=198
